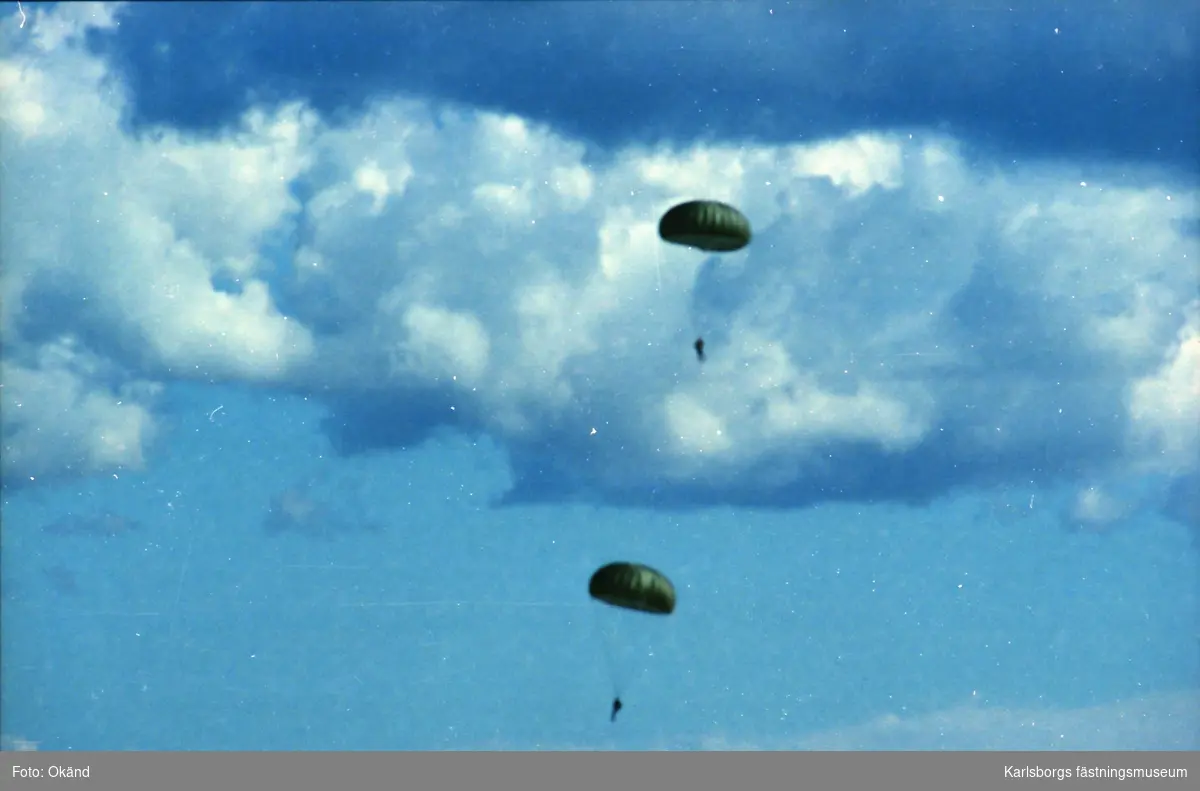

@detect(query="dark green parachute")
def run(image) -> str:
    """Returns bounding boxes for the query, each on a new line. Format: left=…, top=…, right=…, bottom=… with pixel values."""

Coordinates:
left=588, top=562, right=678, bottom=720
left=657, top=199, right=752, bottom=253
left=588, top=562, right=676, bottom=615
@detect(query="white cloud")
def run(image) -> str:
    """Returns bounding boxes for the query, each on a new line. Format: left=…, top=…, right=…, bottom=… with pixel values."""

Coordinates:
left=2, top=2, right=1197, bottom=505
left=1, top=337, right=160, bottom=481
left=388, top=303, right=491, bottom=385
left=1128, top=314, right=1200, bottom=474
left=1063, top=483, right=1134, bottom=533
left=791, top=133, right=906, bottom=195
left=25, top=1, right=123, bottom=55
left=1, top=10, right=316, bottom=384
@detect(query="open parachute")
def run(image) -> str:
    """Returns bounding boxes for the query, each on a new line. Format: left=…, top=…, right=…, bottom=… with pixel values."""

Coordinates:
left=657, top=199, right=752, bottom=253
left=588, top=562, right=677, bottom=721
left=589, top=561, right=676, bottom=615
left=657, top=200, right=752, bottom=362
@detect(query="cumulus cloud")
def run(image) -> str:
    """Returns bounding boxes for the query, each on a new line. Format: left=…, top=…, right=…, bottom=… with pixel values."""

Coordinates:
left=2, top=2, right=1197, bottom=516
left=1, top=5, right=315, bottom=384
left=1128, top=314, right=1200, bottom=475
left=0, top=337, right=160, bottom=481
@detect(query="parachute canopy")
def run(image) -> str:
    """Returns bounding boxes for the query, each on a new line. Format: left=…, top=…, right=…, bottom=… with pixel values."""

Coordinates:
left=588, top=562, right=676, bottom=615
left=658, top=200, right=752, bottom=253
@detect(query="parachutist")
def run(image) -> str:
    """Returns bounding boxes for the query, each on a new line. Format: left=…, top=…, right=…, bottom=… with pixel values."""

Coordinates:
left=588, top=562, right=675, bottom=728
left=693, top=337, right=705, bottom=362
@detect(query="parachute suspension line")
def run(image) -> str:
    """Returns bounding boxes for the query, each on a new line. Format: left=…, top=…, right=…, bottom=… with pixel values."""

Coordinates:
left=590, top=605, right=625, bottom=697
left=587, top=561, right=677, bottom=716
left=654, top=245, right=663, bottom=296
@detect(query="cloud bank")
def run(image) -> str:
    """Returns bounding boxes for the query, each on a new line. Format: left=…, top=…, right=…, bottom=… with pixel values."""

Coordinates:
left=2, top=3, right=1197, bottom=525
left=95, top=1, right=1200, bottom=167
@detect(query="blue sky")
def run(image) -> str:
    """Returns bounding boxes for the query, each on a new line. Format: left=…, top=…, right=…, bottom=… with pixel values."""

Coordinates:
left=1, top=1, right=1197, bottom=750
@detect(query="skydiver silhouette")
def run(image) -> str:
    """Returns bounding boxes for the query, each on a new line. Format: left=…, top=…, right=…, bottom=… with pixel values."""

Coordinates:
left=693, top=337, right=705, bottom=362
left=610, top=697, right=623, bottom=722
